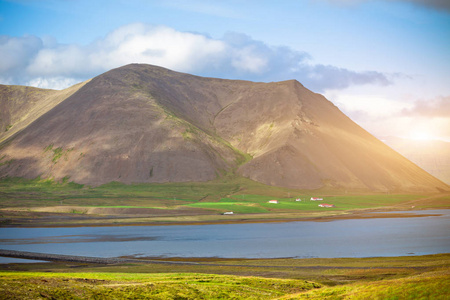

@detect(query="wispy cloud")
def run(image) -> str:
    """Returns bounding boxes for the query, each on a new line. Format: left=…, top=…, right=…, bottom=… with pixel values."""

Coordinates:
left=401, top=96, right=450, bottom=117
left=330, top=92, right=450, bottom=140
left=0, top=23, right=392, bottom=91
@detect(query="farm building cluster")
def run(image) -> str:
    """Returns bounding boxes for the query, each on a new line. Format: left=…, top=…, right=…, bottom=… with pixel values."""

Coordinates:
left=225, top=197, right=336, bottom=215
left=266, top=197, right=335, bottom=208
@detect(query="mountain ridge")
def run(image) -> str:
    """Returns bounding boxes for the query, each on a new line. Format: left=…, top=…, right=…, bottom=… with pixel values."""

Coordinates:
left=0, top=64, right=447, bottom=192
left=0, top=81, right=89, bottom=145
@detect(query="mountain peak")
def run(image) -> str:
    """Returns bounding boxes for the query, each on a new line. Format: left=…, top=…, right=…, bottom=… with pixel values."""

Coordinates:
left=0, top=64, right=447, bottom=192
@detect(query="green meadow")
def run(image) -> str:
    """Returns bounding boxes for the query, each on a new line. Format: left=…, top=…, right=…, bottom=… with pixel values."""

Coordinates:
left=189, top=193, right=427, bottom=213
left=0, top=176, right=448, bottom=227
left=0, top=272, right=320, bottom=300
left=0, top=176, right=445, bottom=213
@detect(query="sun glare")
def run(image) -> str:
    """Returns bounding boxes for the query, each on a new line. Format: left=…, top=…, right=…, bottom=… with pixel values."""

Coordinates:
left=409, top=131, right=435, bottom=141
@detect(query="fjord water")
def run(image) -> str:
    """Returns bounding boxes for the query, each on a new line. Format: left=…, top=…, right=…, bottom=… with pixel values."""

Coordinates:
left=0, top=210, right=449, bottom=262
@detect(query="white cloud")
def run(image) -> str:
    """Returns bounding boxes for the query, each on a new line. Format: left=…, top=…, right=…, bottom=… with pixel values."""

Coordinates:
left=88, top=24, right=227, bottom=72
left=0, top=35, right=42, bottom=78
left=27, top=44, right=87, bottom=77
left=330, top=94, right=413, bottom=119
left=0, top=23, right=391, bottom=91
left=231, top=45, right=268, bottom=73
left=327, top=91, right=450, bottom=141
left=26, top=77, right=80, bottom=90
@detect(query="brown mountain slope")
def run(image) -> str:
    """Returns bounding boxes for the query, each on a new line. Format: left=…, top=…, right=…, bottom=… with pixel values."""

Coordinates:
left=0, top=81, right=89, bottom=143
left=211, top=79, right=447, bottom=192
left=0, top=66, right=243, bottom=185
left=0, top=64, right=447, bottom=192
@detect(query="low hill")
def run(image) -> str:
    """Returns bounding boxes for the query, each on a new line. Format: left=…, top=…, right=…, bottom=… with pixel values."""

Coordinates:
left=0, top=64, right=447, bottom=192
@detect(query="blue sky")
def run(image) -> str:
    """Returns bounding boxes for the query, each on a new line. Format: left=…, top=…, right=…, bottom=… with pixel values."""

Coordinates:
left=1, top=0, right=449, bottom=140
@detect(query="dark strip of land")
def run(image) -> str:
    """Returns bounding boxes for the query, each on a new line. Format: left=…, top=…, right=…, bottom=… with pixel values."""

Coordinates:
left=0, top=249, right=430, bottom=270
left=0, top=249, right=201, bottom=265
left=0, top=209, right=442, bottom=228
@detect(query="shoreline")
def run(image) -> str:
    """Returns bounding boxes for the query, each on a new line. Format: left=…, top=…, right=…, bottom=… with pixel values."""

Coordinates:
left=0, top=249, right=445, bottom=268
left=0, top=249, right=201, bottom=265
left=0, top=207, right=445, bottom=228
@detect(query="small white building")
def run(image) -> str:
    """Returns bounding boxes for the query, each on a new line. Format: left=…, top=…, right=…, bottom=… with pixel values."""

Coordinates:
left=310, top=197, right=323, bottom=201
left=223, top=211, right=234, bottom=215
left=268, top=200, right=278, bottom=204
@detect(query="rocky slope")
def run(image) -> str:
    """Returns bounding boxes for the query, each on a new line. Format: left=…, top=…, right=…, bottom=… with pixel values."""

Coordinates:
left=0, top=64, right=447, bottom=192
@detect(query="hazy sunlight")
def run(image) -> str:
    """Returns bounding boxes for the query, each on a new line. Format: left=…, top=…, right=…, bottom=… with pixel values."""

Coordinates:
left=409, top=131, right=436, bottom=141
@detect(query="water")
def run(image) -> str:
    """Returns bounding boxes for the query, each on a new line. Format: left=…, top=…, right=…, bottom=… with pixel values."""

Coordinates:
left=0, top=210, right=449, bottom=262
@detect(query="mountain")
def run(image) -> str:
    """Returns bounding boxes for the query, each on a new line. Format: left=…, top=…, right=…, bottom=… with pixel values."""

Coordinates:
left=0, top=64, right=448, bottom=192
left=0, top=81, right=89, bottom=142
left=381, top=136, right=450, bottom=185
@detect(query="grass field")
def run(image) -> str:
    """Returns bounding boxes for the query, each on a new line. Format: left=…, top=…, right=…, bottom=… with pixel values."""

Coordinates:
left=0, top=176, right=446, bottom=211
left=0, top=272, right=320, bottom=299
left=1, top=254, right=449, bottom=299
left=0, top=177, right=448, bottom=227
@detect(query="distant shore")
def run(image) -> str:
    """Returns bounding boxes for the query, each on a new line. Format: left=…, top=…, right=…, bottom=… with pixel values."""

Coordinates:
left=0, top=207, right=444, bottom=228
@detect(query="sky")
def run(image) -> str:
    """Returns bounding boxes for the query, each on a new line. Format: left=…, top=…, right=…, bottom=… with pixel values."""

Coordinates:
left=1, top=0, right=449, bottom=141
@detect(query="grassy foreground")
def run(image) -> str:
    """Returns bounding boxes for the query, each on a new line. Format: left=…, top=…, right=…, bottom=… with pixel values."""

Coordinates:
left=1, top=254, right=449, bottom=299
left=0, top=272, right=320, bottom=299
